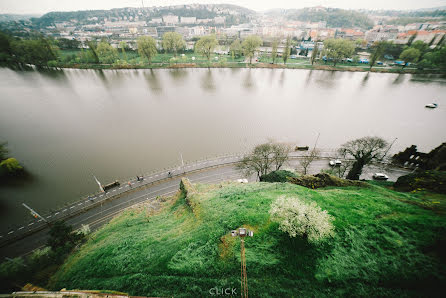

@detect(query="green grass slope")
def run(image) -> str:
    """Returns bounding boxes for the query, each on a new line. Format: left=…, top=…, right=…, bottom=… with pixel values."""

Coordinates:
left=49, top=181, right=446, bottom=297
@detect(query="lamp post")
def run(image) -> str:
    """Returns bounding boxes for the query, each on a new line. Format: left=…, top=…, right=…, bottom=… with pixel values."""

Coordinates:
left=231, top=227, right=254, bottom=298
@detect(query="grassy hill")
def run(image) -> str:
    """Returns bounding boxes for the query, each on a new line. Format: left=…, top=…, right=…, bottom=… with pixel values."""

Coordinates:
left=49, top=180, right=446, bottom=297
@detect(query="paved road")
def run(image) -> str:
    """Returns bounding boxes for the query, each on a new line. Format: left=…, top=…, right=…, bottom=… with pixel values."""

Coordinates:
left=0, top=154, right=409, bottom=259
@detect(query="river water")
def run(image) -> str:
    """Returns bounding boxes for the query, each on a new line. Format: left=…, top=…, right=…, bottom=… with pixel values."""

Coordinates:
left=0, top=67, right=445, bottom=230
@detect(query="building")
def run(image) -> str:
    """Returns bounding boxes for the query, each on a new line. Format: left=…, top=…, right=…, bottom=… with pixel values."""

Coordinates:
left=180, top=17, right=196, bottom=24
left=162, top=15, right=179, bottom=25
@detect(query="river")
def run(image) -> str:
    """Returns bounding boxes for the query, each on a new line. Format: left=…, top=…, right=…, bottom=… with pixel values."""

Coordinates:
left=0, top=67, right=445, bottom=230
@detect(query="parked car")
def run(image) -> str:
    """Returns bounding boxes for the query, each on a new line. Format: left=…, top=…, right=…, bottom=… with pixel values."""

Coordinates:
left=359, top=58, right=369, bottom=64
left=236, top=179, right=248, bottom=183
left=346, top=58, right=353, bottom=63
left=373, top=173, right=389, bottom=180
left=376, top=61, right=383, bottom=65
left=329, top=160, right=342, bottom=167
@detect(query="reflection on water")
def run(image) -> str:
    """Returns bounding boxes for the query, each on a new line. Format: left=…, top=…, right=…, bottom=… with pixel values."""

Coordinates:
left=0, top=67, right=445, bottom=229
left=361, top=72, right=370, bottom=87
left=201, top=69, right=216, bottom=92
left=392, top=73, right=406, bottom=85
left=168, top=69, right=188, bottom=83
left=144, top=69, right=163, bottom=94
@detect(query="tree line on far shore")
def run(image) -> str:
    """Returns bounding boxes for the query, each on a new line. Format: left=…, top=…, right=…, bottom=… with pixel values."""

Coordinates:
left=0, top=29, right=445, bottom=71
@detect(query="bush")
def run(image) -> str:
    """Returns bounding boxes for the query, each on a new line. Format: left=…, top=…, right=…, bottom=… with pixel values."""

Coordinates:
left=288, top=173, right=366, bottom=189
left=269, top=196, right=335, bottom=243
left=260, top=170, right=297, bottom=182
left=0, top=157, right=23, bottom=175
left=394, top=170, right=446, bottom=194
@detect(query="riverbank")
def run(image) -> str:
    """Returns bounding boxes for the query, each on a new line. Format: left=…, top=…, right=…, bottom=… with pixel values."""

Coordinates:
left=54, top=61, right=446, bottom=74
left=45, top=179, right=446, bottom=296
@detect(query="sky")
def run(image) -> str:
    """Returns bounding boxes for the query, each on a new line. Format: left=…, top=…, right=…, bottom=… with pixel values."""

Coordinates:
left=1, top=0, right=446, bottom=15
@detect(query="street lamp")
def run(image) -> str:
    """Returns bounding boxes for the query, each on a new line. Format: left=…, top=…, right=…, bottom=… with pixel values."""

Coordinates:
left=231, top=228, right=254, bottom=298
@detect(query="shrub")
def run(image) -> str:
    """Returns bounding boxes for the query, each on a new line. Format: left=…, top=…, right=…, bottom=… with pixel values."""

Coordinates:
left=260, top=170, right=297, bottom=183
left=269, top=196, right=335, bottom=243
left=0, top=157, right=23, bottom=175
left=394, top=170, right=446, bottom=194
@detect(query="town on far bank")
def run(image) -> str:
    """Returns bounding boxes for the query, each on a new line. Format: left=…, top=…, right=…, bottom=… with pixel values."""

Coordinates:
left=0, top=4, right=445, bottom=72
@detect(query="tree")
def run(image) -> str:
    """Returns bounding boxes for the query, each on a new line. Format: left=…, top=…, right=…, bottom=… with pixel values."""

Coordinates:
left=271, top=39, right=278, bottom=64
left=194, top=35, right=218, bottom=63
left=119, top=41, right=128, bottom=61
left=87, top=41, right=99, bottom=64
left=241, top=35, right=262, bottom=65
left=418, top=46, right=446, bottom=70
left=0, top=158, right=23, bottom=174
left=283, top=36, right=291, bottom=64
left=47, top=221, right=85, bottom=253
left=407, top=33, right=417, bottom=46
left=162, top=32, right=185, bottom=57
left=299, top=148, right=320, bottom=175
left=96, top=40, right=118, bottom=64
left=399, top=47, right=421, bottom=68
left=310, top=42, right=319, bottom=65
left=236, top=142, right=291, bottom=180
left=269, top=196, right=335, bottom=244
left=0, top=142, right=8, bottom=161
left=229, top=39, right=242, bottom=59
left=369, top=41, right=389, bottom=70
left=137, top=36, right=157, bottom=65
left=339, top=136, right=389, bottom=180
left=323, top=38, right=355, bottom=66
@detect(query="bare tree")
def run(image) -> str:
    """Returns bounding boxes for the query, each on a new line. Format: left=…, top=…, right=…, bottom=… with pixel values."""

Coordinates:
left=339, top=136, right=389, bottom=180
left=237, top=142, right=291, bottom=180
left=299, top=148, right=320, bottom=175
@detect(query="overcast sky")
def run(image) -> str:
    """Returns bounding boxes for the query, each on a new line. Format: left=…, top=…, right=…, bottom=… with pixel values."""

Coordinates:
left=1, top=0, right=446, bottom=15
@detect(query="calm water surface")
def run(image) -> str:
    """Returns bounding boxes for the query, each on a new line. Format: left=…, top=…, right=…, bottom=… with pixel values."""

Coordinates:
left=1, top=67, right=446, bottom=229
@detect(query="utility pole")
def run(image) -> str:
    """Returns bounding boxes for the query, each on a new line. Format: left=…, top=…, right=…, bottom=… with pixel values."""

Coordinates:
left=232, top=228, right=254, bottom=298
left=180, top=152, right=185, bottom=173
left=93, top=175, right=104, bottom=192
left=22, top=203, right=48, bottom=223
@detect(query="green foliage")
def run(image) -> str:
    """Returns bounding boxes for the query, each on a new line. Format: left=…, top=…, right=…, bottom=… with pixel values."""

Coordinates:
left=137, top=36, right=157, bottom=65
left=162, top=32, right=185, bottom=57
left=270, top=196, right=335, bottom=243
left=323, top=38, right=355, bottom=66
left=284, top=8, right=373, bottom=29
left=260, top=170, right=297, bottom=183
left=8, top=37, right=58, bottom=66
left=418, top=46, right=446, bottom=70
left=96, top=40, right=118, bottom=64
left=283, top=36, right=291, bottom=64
left=0, top=157, right=23, bottom=174
left=394, top=171, right=446, bottom=194
left=241, top=35, right=262, bottom=64
left=49, top=181, right=446, bottom=296
left=195, top=35, right=218, bottom=62
left=229, top=39, right=242, bottom=59
left=369, top=41, right=390, bottom=69
left=0, top=141, right=8, bottom=161
left=271, top=39, right=278, bottom=64
left=400, top=47, right=421, bottom=67
left=47, top=221, right=86, bottom=254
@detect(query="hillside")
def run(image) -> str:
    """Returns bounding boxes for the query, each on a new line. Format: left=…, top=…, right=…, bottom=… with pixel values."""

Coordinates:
left=49, top=179, right=446, bottom=297
left=266, top=7, right=374, bottom=29
left=30, top=4, right=254, bottom=28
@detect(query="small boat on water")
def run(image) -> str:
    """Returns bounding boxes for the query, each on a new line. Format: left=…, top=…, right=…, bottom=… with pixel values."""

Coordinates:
left=425, top=103, right=438, bottom=108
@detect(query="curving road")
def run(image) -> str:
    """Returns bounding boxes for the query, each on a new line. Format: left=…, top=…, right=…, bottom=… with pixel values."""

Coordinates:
left=0, top=153, right=410, bottom=259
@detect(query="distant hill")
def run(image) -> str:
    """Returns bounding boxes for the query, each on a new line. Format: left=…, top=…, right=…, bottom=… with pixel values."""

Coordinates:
left=30, top=4, right=255, bottom=28
left=0, top=14, right=40, bottom=22
left=266, top=7, right=374, bottom=29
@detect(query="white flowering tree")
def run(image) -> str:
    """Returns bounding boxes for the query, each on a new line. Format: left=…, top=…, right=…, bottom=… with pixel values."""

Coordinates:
left=269, top=196, right=335, bottom=243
